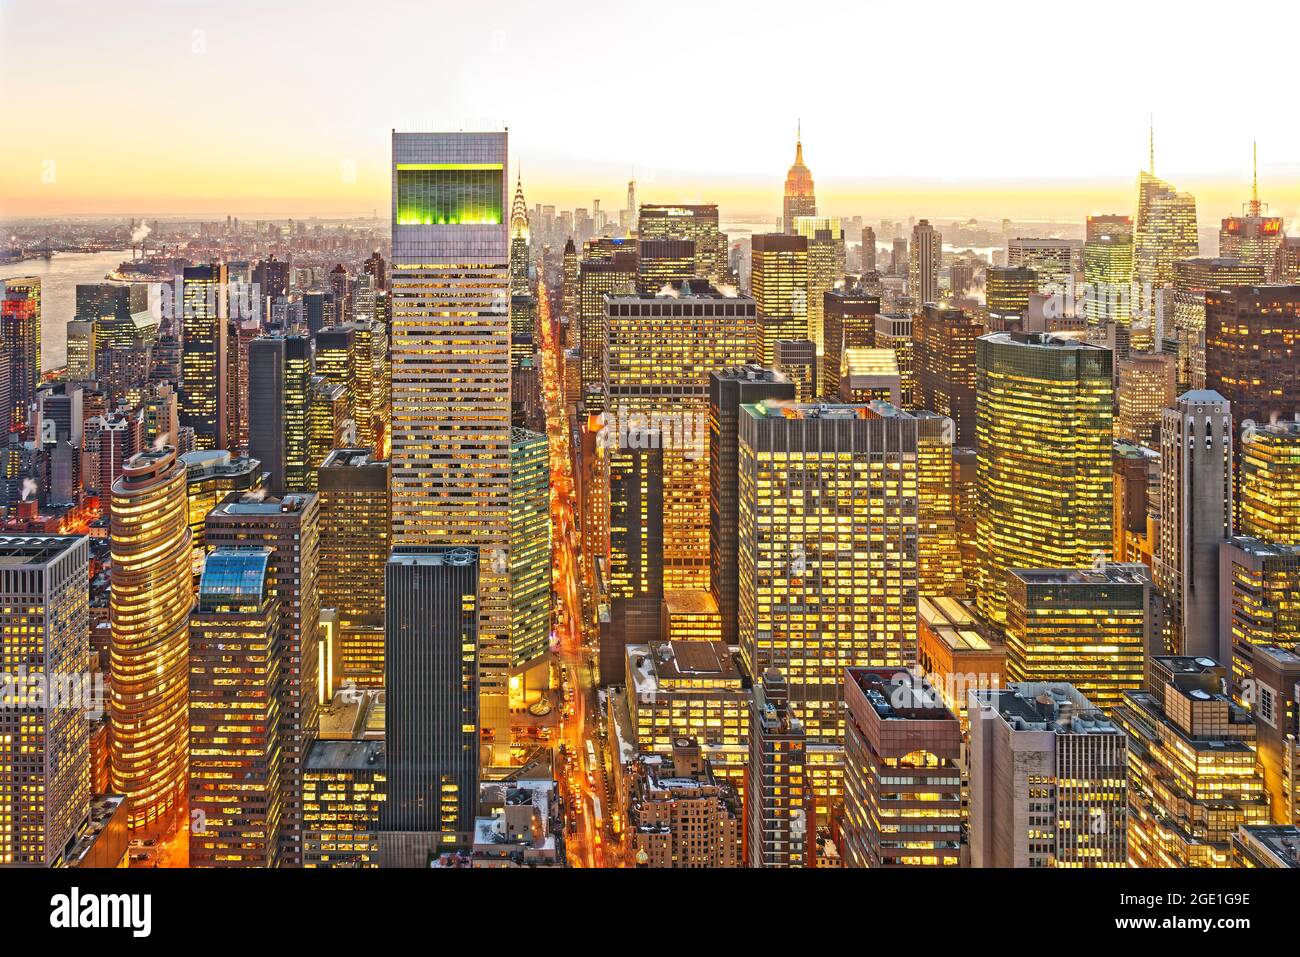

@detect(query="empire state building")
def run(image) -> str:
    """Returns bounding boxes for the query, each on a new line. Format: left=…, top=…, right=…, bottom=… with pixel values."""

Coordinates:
left=783, top=127, right=816, bottom=232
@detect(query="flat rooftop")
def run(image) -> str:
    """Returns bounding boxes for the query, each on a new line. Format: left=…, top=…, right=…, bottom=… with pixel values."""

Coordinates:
left=742, top=399, right=912, bottom=421
left=321, top=448, right=387, bottom=469
left=713, top=364, right=789, bottom=383
left=1010, top=565, right=1151, bottom=586
left=318, top=688, right=383, bottom=739
left=983, top=331, right=1109, bottom=351
left=1152, top=655, right=1222, bottom=676
left=1227, top=535, right=1300, bottom=559
left=1254, top=645, right=1300, bottom=667
left=976, top=683, right=1117, bottom=734
left=626, top=642, right=743, bottom=702
left=305, top=739, right=386, bottom=772
left=212, top=492, right=313, bottom=515
left=607, top=279, right=751, bottom=301
left=919, top=596, right=995, bottom=652
left=1113, top=440, right=1160, bottom=459
left=1239, top=825, right=1300, bottom=868
left=843, top=348, right=900, bottom=376
left=0, top=534, right=83, bottom=565
left=388, top=545, right=478, bottom=568
left=663, top=590, right=719, bottom=617
left=849, top=667, right=956, bottom=721
left=629, top=640, right=739, bottom=681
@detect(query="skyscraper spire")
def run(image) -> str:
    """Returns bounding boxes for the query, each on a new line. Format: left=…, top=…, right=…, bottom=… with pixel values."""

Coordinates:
left=783, top=121, right=815, bottom=231
left=510, top=168, right=529, bottom=240
left=1250, top=140, right=1261, bottom=215
left=1148, top=114, right=1154, bottom=174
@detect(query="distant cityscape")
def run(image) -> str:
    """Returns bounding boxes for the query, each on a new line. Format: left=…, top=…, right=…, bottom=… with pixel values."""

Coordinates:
left=2, top=117, right=1298, bottom=885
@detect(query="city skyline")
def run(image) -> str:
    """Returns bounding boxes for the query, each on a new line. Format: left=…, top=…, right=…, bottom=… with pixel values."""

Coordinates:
left=3, top=0, right=1300, bottom=932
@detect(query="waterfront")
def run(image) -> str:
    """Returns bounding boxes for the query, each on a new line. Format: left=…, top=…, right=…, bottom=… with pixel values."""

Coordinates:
left=1, top=249, right=131, bottom=371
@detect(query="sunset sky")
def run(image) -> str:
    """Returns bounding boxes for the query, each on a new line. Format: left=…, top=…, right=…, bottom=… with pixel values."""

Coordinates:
left=2, top=0, right=1297, bottom=223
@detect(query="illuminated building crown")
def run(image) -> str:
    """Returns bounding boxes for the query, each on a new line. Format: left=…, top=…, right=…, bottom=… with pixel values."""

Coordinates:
left=510, top=173, right=529, bottom=240
left=784, top=129, right=814, bottom=199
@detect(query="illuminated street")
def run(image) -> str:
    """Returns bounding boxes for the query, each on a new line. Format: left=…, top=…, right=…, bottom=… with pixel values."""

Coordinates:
left=538, top=277, right=617, bottom=868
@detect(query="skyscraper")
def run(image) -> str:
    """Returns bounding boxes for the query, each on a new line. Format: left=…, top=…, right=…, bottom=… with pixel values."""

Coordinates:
left=975, top=333, right=1114, bottom=624
left=308, top=377, right=348, bottom=484
left=750, top=233, right=809, bottom=365
left=302, top=740, right=386, bottom=868
left=838, top=348, right=900, bottom=403
left=390, top=131, right=512, bottom=758
left=189, top=547, right=283, bottom=867
left=561, top=238, right=579, bottom=324
left=772, top=339, right=818, bottom=402
left=624, top=640, right=747, bottom=777
left=317, top=449, right=390, bottom=692
left=635, top=239, right=696, bottom=294
left=914, top=411, right=965, bottom=599
left=1219, top=145, right=1284, bottom=279
left=110, top=447, right=193, bottom=835
left=746, top=669, right=807, bottom=868
left=607, top=436, right=663, bottom=602
left=1113, top=441, right=1160, bottom=566
left=908, top=219, right=941, bottom=306
left=792, top=215, right=846, bottom=357
left=248, top=334, right=313, bottom=492
left=1083, top=216, right=1134, bottom=327
left=1007, top=237, right=1076, bottom=294
left=382, top=546, right=479, bottom=862
left=1, top=277, right=41, bottom=437
left=302, top=290, right=334, bottom=336
left=577, top=249, right=637, bottom=413
left=1205, top=286, right=1300, bottom=442
left=65, top=319, right=96, bottom=382
left=313, top=319, right=390, bottom=457
left=317, top=449, right=390, bottom=625
left=1219, top=536, right=1300, bottom=693
left=638, top=205, right=728, bottom=284
left=205, top=490, right=320, bottom=866
left=708, top=366, right=796, bottom=646
left=509, top=173, right=531, bottom=296
left=1115, top=352, right=1175, bottom=446
left=738, top=402, right=919, bottom=744
left=860, top=226, right=877, bottom=273
left=782, top=129, right=816, bottom=230
left=842, top=668, right=963, bottom=868
left=0, top=534, right=91, bottom=866
left=984, top=265, right=1037, bottom=328
left=969, top=683, right=1128, bottom=868
left=1240, top=420, right=1300, bottom=544
left=509, top=428, right=551, bottom=698
left=1246, top=645, right=1300, bottom=826
left=1171, top=258, right=1264, bottom=392
left=822, top=290, right=880, bottom=398
left=180, top=264, right=230, bottom=450
left=626, top=739, right=742, bottom=868
left=1134, top=167, right=1199, bottom=294
left=912, top=304, right=984, bottom=447
left=605, top=284, right=758, bottom=592
left=74, top=281, right=148, bottom=351
left=1005, top=566, right=1153, bottom=714
left=181, top=448, right=265, bottom=554
left=313, top=324, right=358, bottom=428
left=873, top=312, right=915, bottom=406
left=1157, top=390, right=1233, bottom=660
left=1113, top=655, right=1269, bottom=867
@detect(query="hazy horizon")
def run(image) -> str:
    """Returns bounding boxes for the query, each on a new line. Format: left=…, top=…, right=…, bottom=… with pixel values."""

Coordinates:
left=3, top=0, right=1297, bottom=225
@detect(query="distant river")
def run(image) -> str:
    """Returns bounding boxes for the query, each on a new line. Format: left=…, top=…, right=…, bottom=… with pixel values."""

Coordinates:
left=1, top=249, right=131, bottom=372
